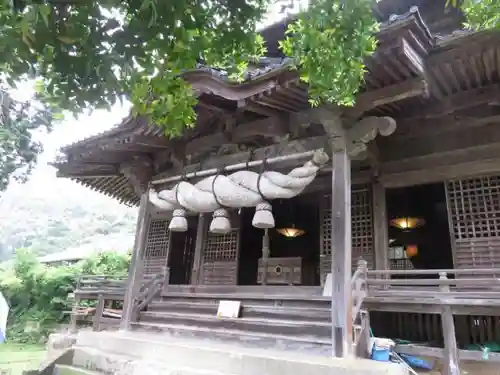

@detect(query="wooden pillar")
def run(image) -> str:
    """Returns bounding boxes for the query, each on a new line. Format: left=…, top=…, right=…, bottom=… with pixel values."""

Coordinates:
left=373, top=180, right=389, bottom=271
left=261, top=229, right=270, bottom=285
left=439, top=272, right=460, bottom=375
left=191, top=213, right=206, bottom=284
left=120, top=191, right=150, bottom=330
left=331, top=146, right=353, bottom=358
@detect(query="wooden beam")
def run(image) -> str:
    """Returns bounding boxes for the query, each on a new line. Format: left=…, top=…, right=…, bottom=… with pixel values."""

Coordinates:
left=381, top=120, right=500, bottom=162
left=345, top=78, right=428, bottom=119
left=393, top=113, right=500, bottom=140
left=154, top=136, right=327, bottom=183
left=379, top=145, right=500, bottom=188
left=406, top=83, right=500, bottom=120
left=184, top=115, right=289, bottom=156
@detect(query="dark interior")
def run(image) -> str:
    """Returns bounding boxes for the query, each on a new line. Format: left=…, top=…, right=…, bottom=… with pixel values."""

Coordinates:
left=168, top=216, right=198, bottom=284
left=238, top=195, right=320, bottom=285
left=386, top=183, right=454, bottom=276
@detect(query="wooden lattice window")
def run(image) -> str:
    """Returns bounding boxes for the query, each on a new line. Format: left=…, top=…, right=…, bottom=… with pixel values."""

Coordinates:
left=321, top=184, right=375, bottom=272
left=203, top=231, right=239, bottom=261
left=144, top=219, right=170, bottom=259
left=447, top=176, right=500, bottom=271
left=447, top=176, right=500, bottom=240
left=352, top=186, right=374, bottom=266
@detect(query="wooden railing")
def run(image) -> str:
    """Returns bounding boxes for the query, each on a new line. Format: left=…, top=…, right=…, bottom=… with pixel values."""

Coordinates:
left=366, top=268, right=500, bottom=304
left=362, top=268, right=500, bottom=374
left=132, top=267, right=169, bottom=319
left=70, top=269, right=169, bottom=332
left=75, top=274, right=128, bottom=295
left=351, top=260, right=370, bottom=356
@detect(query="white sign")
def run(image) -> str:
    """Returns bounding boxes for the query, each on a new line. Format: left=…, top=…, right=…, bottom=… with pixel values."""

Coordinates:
left=217, top=300, right=241, bottom=319
left=0, top=291, right=9, bottom=343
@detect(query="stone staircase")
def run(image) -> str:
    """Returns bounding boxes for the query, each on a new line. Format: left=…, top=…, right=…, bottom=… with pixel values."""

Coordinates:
left=133, top=290, right=333, bottom=354
left=131, top=260, right=370, bottom=356
left=33, top=330, right=407, bottom=375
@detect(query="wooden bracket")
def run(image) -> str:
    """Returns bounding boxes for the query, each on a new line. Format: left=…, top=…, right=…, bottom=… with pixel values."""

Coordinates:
left=120, top=156, right=154, bottom=196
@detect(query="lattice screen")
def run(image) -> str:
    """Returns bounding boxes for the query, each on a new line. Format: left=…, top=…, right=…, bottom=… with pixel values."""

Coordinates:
left=446, top=176, right=500, bottom=270
left=203, top=231, right=239, bottom=261
left=320, top=184, right=374, bottom=283
left=142, top=218, right=170, bottom=279
left=200, top=211, right=240, bottom=284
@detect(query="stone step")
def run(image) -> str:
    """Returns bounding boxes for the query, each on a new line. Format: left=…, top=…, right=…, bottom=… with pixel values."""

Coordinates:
left=147, top=300, right=331, bottom=322
left=54, top=364, right=102, bottom=375
left=70, top=345, right=236, bottom=375
left=139, top=310, right=331, bottom=338
left=74, top=330, right=406, bottom=375
left=159, top=292, right=329, bottom=309
left=131, top=320, right=332, bottom=354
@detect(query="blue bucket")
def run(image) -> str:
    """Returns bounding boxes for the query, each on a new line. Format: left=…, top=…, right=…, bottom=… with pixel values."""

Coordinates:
left=371, top=347, right=391, bottom=362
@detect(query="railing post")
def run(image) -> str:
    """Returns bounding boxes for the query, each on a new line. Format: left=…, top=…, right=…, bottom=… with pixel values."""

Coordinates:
left=439, top=272, right=460, bottom=375
left=358, top=259, right=368, bottom=286
left=93, top=294, right=105, bottom=331
left=162, top=266, right=170, bottom=294
left=69, top=295, right=80, bottom=333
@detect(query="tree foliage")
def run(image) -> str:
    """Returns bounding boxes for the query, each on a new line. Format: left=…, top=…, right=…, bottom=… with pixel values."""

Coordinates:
left=0, top=249, right=130, bottom=343
left=5, top=0, right=496, bottom=192
left=448, top=0, right=500, bottom=30
left=0, top=89, right=52, bottom=192
left=0, top=0, right=378, bottom=137
left=280, top=0, right=377, bottom=107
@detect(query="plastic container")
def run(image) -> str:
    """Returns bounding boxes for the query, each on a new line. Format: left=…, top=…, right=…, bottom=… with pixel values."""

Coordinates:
left=371, top=347, right=391, bottom=362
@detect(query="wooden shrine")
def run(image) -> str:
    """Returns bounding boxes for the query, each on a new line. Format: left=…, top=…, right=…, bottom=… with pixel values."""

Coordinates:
left=55, top=1, right=500, bottom=374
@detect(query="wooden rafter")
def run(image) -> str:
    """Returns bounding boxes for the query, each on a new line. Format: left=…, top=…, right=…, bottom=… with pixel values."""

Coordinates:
left=345, top=78, right=428, bottom=119
left=55, top=163, right=120, bottom=178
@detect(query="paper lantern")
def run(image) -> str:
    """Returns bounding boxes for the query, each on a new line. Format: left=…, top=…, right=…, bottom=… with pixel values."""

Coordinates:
left=406, top=245, right=418, bottom=258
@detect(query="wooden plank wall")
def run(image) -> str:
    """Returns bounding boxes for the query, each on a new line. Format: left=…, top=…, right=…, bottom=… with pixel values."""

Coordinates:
left=143, top=217, right=171, bottom=281
left=446, top=175, right=500, bottom=273
left=320, top=183, right=374, bottom=284
left=199, top=210, right=241, bottom=285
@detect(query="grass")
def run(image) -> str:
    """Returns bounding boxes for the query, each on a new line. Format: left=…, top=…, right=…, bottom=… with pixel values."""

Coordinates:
left=0, top=343, right=45, bottom=375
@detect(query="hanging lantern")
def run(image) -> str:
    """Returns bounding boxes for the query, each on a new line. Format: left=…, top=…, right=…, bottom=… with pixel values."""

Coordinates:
left=275, top=200, right=306, bottom=238
left=390, top=217, right=426, bottom=230
left=406, top=244, right=418, bottom=258
left=276, top=224, right=306, bottom=238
